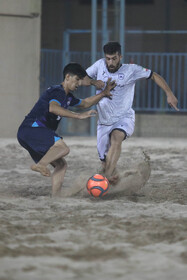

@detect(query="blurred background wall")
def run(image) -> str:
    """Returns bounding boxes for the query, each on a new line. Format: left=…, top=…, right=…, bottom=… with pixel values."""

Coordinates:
left=41, top=0, right=187, bottom=53
left=0, top=0, right=41, bottom=137
left=0, top=0, right=186, bottom=137
left=41, top=0, right=187, bottom=137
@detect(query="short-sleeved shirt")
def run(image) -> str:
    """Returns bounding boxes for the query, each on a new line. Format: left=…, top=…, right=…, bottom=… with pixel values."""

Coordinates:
left=22, top=84, right=81, bottom=131
left=86, top=59, right=152, bottom=125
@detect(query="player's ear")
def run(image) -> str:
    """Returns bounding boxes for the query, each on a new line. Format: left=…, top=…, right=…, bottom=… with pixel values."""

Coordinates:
left=65, top=73, right=70, bottom=81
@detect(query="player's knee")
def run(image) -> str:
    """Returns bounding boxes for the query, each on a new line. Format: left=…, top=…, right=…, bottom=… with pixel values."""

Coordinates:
left=63, top=146, right=70, bottom=156
left=111, top=137, right=123, bottom=148
left=111, top=130, right=125, bottom=145
left=54, top=140, right=70, bottom=156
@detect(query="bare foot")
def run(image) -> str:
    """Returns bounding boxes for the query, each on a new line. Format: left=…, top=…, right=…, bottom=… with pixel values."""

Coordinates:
left=108, top=174, right=119, bottom=185
left=107, top=169, right=120, bottom=185
left=31, top=164, right=51, bottom=177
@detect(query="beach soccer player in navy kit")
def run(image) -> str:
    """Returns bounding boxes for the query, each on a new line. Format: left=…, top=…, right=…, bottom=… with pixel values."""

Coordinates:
left=81, top=42, right=179, bottom=185
left=17, top=63, right=116, bottom=196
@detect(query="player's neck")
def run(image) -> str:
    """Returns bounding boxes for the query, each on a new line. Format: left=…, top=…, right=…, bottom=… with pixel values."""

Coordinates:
left=61, top=82, right=69, bottom=95
left=116, top=63, right=122, bottom=71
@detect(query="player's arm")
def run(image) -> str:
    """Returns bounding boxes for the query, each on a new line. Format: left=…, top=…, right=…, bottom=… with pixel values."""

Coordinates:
left=80, top=75, right=105, bottom=89
left=151, top=72, right=179, bottom=111
left=78, top=78, right=116, bottom=109
left=49, top=102, right=97, bottom=119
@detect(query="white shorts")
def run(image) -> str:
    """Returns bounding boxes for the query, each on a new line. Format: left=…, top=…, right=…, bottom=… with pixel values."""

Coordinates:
left=97, top=117, right=135, bottom=161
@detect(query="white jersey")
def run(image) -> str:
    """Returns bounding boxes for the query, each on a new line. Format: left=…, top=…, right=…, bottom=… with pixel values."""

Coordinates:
left=86, top=58, right=152, bottom=125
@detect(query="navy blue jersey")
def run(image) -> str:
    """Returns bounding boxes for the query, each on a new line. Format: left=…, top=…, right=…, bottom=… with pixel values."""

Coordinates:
left=22, top=85, right=81, bottom=131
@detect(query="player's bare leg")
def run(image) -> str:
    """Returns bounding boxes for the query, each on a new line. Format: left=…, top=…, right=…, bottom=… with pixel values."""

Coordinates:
left=99, top=163, right=119, bottom=185
left=98, top=161, right=106, bottom=174
left=51, top=158, right=67, bottom=196
left=105, top=130, right=125, bottom=184
left=98, top=155, right=119, bottom=184
left=31, top=139, right=70, bottom=177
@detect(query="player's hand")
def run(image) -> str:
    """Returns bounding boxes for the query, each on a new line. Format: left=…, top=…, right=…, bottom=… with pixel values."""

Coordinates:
left=167, top=93, right=179, bottom=111
left=91, top=79, right=105, bottom=89
left=78, top=110, right=97, bottom=119
left=103, top=78, right=116, bottom=99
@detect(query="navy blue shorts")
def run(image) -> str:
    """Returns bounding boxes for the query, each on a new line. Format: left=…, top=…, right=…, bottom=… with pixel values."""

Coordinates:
left=17, top=125, right=62, bottom=163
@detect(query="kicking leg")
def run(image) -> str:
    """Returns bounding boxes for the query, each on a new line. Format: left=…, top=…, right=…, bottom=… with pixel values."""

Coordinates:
left=105, top=130, right=125, bottom=184
left=31, top=139, right=70, bottom=177
left=51, top=158, right=67, bottom=196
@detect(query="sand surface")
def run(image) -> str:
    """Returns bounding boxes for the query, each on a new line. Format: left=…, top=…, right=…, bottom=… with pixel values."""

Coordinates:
left=0, top=137, right=186, bottom=280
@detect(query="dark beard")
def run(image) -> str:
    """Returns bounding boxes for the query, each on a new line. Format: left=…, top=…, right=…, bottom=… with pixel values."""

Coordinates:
left=107, top=62, right=121, bottom=73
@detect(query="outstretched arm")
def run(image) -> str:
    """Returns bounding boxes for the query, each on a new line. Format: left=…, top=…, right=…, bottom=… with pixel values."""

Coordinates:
left=49, top=102, right=97, bottom=120
left=151, top=72, right=179, bottom=111
left=49, top=79, right=116, bottom=119
left=79, top=78, right=116, bottom=109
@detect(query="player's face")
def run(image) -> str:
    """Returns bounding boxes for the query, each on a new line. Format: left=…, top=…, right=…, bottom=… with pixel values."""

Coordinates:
left=68, top=75, right=81, bottom=91
left=105, top=52, right=122, bottom=73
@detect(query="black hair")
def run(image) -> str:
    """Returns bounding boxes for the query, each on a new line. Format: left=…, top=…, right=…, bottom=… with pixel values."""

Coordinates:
left=63, top=63, right=87, bottom=79
left=103, top=41, right=121, bottom=55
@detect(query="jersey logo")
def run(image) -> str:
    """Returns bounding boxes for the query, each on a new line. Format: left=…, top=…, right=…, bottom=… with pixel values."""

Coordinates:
left=56, top=116, right=61, bottom=120
left=118, top=73, right=124, bottom=80
left=67, top=97, right=72, bottom=106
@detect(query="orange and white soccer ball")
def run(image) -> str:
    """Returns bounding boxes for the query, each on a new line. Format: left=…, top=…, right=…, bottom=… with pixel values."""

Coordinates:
left=87, top=174, right=109, bottom=197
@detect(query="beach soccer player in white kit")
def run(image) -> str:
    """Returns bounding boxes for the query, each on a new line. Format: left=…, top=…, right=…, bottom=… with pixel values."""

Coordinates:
left=82, top=41, right=179, bottom=184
